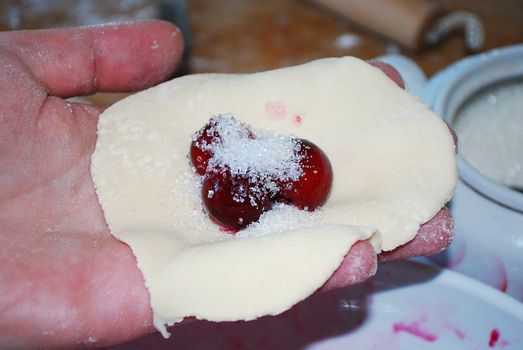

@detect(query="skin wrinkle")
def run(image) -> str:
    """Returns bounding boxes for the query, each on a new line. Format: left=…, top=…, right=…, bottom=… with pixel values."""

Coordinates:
left=0, top=39, right=50, bottom=105
left=15, top=99, right=88, bottom=201
left=0, top=55, right=45, bottom=201
left=0, top=50, right=45, bottom=144
left=87, top=30, right=99, bottom=95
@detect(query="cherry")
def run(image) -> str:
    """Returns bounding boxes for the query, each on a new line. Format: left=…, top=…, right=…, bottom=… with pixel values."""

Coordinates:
left=190, top=122, right=220, bottom=176
left=191, top=116, right=333, bottom=232
left=190, top=116, right=254, bottom=175
left=277, top=139, right=333, bottom=211
left=201, top=170, right=273, bottom=231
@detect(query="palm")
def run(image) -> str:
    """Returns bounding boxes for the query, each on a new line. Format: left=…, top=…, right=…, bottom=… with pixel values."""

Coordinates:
left=1, top=69, right=103, bottom=231
left=0, top=77, right=150, bottom=342
left=0, top=21, right=182, bottom=348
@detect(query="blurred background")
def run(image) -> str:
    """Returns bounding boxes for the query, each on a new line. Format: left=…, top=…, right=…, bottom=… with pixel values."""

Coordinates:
left=0, top=0, right=521, bottom=76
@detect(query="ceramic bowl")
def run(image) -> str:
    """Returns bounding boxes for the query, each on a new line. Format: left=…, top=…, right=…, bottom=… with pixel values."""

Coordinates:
left=381, top=45, right=523, bottom=301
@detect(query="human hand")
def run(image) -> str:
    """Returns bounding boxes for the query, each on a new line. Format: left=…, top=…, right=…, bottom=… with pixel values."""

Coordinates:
left=0, top=21, right=452, bottom=349
left=0, top=20, right=183, bottom=349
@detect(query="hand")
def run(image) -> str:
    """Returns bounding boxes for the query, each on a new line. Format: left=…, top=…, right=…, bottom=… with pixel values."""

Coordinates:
left=0, top=21, right=452, bottom=349
left=0, top=20, right=183, bottom=349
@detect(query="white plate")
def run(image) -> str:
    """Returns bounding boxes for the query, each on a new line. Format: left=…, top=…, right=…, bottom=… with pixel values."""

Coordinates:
left=110, top=261, right=523, bottom=349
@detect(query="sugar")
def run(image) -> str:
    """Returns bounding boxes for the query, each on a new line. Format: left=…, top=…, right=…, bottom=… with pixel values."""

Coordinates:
left=172, top=169, right=221, bottom=242
left=454, top=79, right=523, bottom=190
left=198, top=114, right=304, bottom=199
left=238, top=204, right=324, bottom=238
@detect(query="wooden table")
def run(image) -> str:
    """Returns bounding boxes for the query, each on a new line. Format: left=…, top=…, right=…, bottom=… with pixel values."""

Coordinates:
left=187, top=0, right=523, bottom=77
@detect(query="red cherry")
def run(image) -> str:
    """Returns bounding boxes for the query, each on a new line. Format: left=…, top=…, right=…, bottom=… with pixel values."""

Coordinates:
left=190, top=117, right=255, bottom=176
left=201, top=170, right=273, bottom=232
left=277, top=139, right=333, bottom=211
left=190, top=122, right=219, bottom=176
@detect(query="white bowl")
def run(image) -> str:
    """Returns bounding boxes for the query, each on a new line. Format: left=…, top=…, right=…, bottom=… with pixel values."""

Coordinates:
left=382, top=46, right=523, bottom=301
left=425, top=45, right=523, bottom=212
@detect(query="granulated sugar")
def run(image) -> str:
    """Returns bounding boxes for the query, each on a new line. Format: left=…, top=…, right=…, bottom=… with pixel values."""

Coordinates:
left=195, top=114, right=304, bottom=198
left=454, top=78, right=523, bottom=190
left=237, top=203, right=325, bottom=238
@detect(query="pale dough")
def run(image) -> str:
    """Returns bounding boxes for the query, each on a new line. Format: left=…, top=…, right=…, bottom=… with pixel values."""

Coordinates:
left=91, top=57, right=456, bottom=337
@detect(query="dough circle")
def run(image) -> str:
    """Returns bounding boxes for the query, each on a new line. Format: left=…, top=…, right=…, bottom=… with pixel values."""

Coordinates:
left=91, top=57, right=456, bottom=336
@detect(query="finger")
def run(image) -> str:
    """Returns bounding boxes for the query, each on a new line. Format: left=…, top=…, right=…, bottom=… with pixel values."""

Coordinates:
left=0, top=20, right=184, bottom=98
left=368, top=60, right=406, bottom=89
left=369, top=60, right=456, bottom=262
left=320, top=240, right=377, bottom=292
left=379, top=208, right=453, bottom=262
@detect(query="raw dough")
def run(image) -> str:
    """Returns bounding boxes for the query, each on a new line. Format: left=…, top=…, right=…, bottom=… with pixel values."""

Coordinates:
left=91, top=57, right=456, bottom=336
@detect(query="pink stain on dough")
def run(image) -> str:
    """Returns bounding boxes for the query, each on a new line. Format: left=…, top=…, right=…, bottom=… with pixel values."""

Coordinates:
left=392, top=320, right=438, bottom=343
left=294, top=115, right=302, bottom=126
left=265, top=101, right=287, bottom=120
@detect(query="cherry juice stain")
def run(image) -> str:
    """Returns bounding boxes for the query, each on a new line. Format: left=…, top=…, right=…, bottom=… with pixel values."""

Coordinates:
left=218, top=225, right=237, bottom=235
left=493, top=258, right=509, bottom=293
left=453, top=327, right=466, bottom=340
left=448, top=239, right=466, bottom=268
left=446, top=324, right=467, bottom=340
left=293, top=114, right=302, bottom=126
left=265, top=101, right=287, bottom=120
left=429, top=238, right=466, bottom=269
left=392, top=321, right=438, bottom=343
left=489, top=328, right=500, bottom=347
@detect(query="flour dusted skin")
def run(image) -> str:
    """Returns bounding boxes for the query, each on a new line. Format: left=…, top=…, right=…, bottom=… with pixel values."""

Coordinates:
left=91, top=57, right=456, bottom=337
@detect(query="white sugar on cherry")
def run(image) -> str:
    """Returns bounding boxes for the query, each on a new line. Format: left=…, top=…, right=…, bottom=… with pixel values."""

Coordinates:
left=190, top=114, right=333, bottom=232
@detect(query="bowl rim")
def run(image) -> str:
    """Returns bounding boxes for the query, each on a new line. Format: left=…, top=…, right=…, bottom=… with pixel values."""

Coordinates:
left=429, top=44, right=523, bottom=213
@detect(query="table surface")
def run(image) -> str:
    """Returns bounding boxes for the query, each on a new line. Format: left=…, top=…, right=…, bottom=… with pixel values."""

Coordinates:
left=1, top=0, right=521, bottom=78
left=185, top=0, right=523, bottom=77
